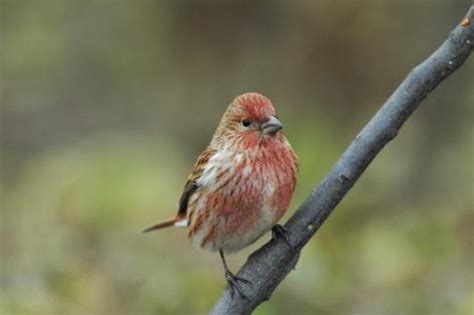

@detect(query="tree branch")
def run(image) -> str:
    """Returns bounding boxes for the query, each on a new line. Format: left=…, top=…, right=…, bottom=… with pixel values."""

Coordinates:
left=210, top=6, right=474, bottom=315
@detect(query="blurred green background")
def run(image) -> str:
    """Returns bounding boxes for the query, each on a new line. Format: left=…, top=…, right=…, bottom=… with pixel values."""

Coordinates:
left=1, top=1, right=473, bottom=314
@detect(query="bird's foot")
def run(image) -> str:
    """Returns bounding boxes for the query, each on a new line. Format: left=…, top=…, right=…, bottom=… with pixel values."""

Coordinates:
left=225, top=271, right=251, bottom=300
left=272, top=224, right=292, bottom=248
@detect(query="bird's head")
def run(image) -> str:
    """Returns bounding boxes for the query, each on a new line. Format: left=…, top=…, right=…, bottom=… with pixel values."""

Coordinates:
left=212, top=93, right=285, bottom=150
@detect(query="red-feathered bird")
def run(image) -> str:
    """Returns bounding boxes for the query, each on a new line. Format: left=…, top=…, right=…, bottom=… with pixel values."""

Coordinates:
left=144, top=92, right=298, bottom=296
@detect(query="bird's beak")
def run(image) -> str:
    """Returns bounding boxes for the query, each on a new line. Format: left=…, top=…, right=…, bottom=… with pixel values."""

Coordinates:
left=261, top=116, right=283, bottom=135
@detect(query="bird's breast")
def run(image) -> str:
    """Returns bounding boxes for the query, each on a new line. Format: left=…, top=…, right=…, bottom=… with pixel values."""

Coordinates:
left=188, top=140, right=298, bottom=252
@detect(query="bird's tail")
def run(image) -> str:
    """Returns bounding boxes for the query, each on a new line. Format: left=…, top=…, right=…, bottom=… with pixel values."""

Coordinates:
left=142, top=215, right=187, bottom=233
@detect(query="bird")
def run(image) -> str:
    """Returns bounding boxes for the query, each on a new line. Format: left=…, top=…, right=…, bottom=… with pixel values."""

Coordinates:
left=144, top=92, right=298, bottom=297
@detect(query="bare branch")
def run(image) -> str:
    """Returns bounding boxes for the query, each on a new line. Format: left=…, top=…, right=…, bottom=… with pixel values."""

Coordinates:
left=210, top=6, right=474, bottom=315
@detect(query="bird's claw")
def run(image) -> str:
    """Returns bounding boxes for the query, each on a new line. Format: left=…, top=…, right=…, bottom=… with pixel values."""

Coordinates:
left=272, top=224, right=292, bottom=248
left=225, top=271, right=250, bottom=300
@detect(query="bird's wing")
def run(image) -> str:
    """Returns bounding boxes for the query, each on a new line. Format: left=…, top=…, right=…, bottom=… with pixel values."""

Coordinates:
left=142, top=148, right=216, bottom=233
left=177, top=148, right=216, bottom=217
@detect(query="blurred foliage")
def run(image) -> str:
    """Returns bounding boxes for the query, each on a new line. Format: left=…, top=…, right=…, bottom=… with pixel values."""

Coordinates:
left=1, top=1, right=473, bottom=314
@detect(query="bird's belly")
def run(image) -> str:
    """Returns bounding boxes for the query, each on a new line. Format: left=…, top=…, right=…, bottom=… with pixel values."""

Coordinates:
left=188, top=178, right=290, bottom=253
left=191, top=202, right=281, bottom=253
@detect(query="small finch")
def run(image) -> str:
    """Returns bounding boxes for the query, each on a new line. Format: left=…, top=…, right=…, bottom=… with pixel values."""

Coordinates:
left=144, top=92, right=298, bottom=296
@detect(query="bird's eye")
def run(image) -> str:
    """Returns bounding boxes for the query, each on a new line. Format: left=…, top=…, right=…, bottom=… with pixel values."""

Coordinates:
left=241, top=119, right=252, bottom=127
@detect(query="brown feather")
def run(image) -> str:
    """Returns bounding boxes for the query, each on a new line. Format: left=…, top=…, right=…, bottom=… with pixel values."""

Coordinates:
left=143, top=149, right=216, bottom=233
left=177, top=148, right=216, bottom=213
left=142, top=215, right=183, bottom=233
